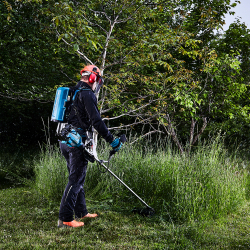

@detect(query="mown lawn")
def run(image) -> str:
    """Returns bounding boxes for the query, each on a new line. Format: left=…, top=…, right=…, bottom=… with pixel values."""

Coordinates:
left=1, top=185, right=250, bottom=250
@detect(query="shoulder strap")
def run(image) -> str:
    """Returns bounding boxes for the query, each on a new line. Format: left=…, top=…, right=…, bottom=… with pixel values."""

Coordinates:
left=71, top=87, right=92, bottom=130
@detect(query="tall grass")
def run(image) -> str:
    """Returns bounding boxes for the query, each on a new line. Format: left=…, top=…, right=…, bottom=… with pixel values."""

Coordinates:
left=34, top=144, right=68, bottom=201
left=34, top=136, right=248, bottom=222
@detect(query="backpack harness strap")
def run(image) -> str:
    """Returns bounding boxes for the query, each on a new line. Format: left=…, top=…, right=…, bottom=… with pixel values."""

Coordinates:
left=71, top=86, right=92, bottom=132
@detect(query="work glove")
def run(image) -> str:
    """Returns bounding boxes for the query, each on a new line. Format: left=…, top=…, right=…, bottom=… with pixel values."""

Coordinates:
left=110, top=137, right=123, bottom=152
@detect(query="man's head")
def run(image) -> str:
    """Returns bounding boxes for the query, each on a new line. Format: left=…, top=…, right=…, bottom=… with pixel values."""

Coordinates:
left=80, top=65, right=101, bottom=91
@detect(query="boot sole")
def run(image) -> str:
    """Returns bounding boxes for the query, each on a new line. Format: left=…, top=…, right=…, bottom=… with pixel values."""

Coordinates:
left=57, top=219, right=84, bottom=228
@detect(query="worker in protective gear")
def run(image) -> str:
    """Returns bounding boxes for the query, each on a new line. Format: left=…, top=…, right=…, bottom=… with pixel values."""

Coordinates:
left=58, top=65, right=123, bottom=228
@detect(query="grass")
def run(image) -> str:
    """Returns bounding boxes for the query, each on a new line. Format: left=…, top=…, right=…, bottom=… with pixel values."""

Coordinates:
left=1, top=186, right=250, bottom=249
left=34, top=136, right=247, bottom=222
left=34, top=145, right=68, bottom=201
left=1, top=135, right=250, bottom=249
left=0, top=146, right=35, bottom=188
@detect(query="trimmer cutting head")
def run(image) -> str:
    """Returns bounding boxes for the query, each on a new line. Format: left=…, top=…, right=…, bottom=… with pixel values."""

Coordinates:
left=87, top=133, right=155, bottom=217
left=132, top=207, right=155, bottom=217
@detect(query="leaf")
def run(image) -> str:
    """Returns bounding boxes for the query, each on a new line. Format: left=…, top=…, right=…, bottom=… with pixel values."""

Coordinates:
left=55, top=17, right=59, bottom=26
left=58, top=34, right=64, bottom=41
left=73, top=44, right=79, bottom=51
left=91, top=40, right=98, bottom=50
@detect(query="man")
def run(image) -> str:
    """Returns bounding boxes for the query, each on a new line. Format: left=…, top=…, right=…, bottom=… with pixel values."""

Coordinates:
left=57, top=65, right=122, bottom=228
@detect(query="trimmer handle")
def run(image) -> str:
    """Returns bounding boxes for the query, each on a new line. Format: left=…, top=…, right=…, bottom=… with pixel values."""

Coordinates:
left=109, top=134, right=126, bottom=157
left=120, top=134, right=127, bottom=143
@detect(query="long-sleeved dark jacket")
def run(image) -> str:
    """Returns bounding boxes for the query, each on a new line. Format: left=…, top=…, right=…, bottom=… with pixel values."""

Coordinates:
left=68, top=81, right=114, bottom=143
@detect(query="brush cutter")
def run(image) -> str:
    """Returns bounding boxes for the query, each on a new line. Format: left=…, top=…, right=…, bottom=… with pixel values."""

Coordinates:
left=84, top=134, right=155, bottom=217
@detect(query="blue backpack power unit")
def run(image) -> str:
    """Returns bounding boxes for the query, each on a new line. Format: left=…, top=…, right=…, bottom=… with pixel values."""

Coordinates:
left=51, top=86, right=90, bottom=123
left=51, top=86, right=79, bottom=137
left=51, top=87, right=72, bottom=123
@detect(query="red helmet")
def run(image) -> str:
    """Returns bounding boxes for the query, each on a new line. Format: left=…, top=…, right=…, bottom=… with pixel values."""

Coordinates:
left=80, top=65, right=100, bottom=76
left=80, top=65, right=101, bottom=84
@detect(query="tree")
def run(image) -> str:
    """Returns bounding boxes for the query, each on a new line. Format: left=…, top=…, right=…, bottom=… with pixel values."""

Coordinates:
left=209, top=20, right=250, bottom=145
left=2, top=0, right=247, bottom=152
left=0, top=0, right=81, bottom=145
left=143, top=0, right=246, bottom=152
left=45, top=0, right=218, bottom=147
left=112, top=0, right=245, bottom=152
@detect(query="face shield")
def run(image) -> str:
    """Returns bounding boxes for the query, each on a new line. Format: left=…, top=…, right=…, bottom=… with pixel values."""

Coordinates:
left=81, top=70, right=104, bottom=93
left=95, top=76, right=104, bottom=94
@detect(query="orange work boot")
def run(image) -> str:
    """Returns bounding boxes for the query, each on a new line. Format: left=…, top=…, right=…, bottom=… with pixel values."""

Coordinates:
left=82, top=213, right=98, bottom=218
left=57, top=219, right=84, bottom=228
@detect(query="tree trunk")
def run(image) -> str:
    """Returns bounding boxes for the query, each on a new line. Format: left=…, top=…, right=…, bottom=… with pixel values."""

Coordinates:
left=189, top=117, right=196, bottom=145
left=192, top=117, right=208, bottom=145
left=164, top=114, right=184, bottom=154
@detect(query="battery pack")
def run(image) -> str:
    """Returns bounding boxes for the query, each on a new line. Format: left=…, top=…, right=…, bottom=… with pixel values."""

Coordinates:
left=51, top=87, right=70, bottom=122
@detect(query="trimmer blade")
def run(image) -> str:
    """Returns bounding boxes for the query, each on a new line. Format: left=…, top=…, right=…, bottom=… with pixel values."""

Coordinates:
left=132, top=207, right=155, bottom=217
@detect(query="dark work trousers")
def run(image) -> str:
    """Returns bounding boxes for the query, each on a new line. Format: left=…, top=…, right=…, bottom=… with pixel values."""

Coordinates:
left=59, top=142, right=88, bottom=222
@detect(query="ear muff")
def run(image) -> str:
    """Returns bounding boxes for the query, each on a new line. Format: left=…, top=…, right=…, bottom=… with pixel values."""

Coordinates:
left=89, top=73, right=97, bottom=84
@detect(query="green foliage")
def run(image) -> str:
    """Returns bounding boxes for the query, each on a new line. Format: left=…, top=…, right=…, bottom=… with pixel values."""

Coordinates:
left=210, top=20, right=250, bottom=144
left=0, top=1, right=80, bottom=101
left=0, top=1, right=83, bottom=145
left=2, top=0, right=250, bottom=151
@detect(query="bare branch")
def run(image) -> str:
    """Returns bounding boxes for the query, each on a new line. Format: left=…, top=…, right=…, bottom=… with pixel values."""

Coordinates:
left=54, top=27, right=93, bottom=64
left=102, top=96, right=159, bottom=117
left=76, top=50, right=94, bottom=65
left=0, top=92, right=51, bottom=103
left=87, top=5, right=112, bottom=25
left=81, top=12, right=108, bottom=34
left=59, top=70, right=76, bottom=82
left=105, top=50, right=135, bottom=69
left=108, top=116, right=153, bottom=130
left=130, top=130, right=164, bottom=145
left=115, top=3, right=144, bottom=24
